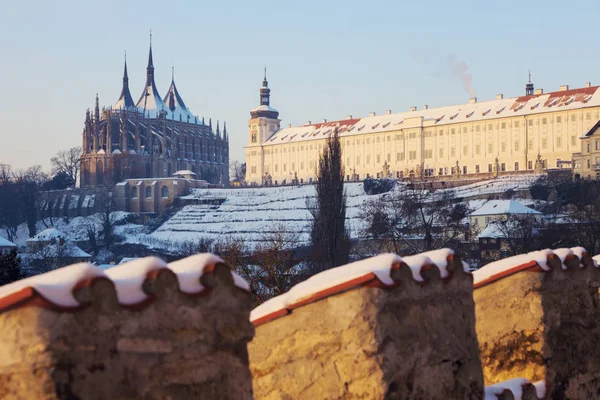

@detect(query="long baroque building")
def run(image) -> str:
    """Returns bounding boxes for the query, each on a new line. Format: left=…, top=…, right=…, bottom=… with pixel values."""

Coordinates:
left=81, top=42, right=229, bottom=187
left=245, top=76, right=600, bottom=185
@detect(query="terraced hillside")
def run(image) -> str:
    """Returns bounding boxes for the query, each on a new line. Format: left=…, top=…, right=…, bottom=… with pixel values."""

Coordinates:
left=138, top=174, right=542, bottom=250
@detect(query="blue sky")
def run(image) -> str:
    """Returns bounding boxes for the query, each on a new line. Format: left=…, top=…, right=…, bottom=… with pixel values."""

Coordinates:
left=1, top=0, right=599, bottom=170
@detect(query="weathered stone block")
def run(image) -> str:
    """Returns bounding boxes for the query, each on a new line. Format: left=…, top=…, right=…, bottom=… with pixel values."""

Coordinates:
left=249, top=251, right=483, bottom=399
left=474, top=248, right=600, bottom=399
left=0, top=255, right=254, bottom=399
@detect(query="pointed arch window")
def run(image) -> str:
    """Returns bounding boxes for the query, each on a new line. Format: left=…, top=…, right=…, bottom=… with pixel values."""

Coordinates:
left=131, top=186, right=138, bottom=199
left=145, top=186, right=152, bottom=198
left=161, top=186, right=169, bottom=198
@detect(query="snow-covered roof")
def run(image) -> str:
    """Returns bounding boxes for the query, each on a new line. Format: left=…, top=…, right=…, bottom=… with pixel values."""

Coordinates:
left=251, top=105, right=278, bottom=113
left=470, top=200, right=542, bottom=217
left=28, top=242, right=92, bottom=259
left=251, top=249, right=467, bottom=326
left=477, top=220, right=540, bottom=239
left=264, top=85, right=600, bottom=145
left=163, top=79, right=196, bottom=123
left=0, top=236, right=16, bottom=248
left=114, top=60, right=136, bottom=110
left=173, top=170, right=197, bottom=176
left=136, top=79, right=171, bottom=119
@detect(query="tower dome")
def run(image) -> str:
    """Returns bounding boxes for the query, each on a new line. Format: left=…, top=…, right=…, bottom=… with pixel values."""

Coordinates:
left=250, top=68, right=279, bottom=119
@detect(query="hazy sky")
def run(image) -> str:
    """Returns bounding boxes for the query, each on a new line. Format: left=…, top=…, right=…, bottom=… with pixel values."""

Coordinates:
left=1, top=0, right=599, bottom=171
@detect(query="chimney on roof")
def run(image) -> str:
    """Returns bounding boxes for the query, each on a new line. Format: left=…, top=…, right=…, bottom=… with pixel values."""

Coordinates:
left=306, top=120, right=311, bottom=125
left=496, top=94, right=503, bottom=100
left=369, top=112, right=376, bottom=117
left=288, top=124, right=291, bottom=128
left=409, top=106, right=417, bottom=112
left=385, top=110, right=392, bottom=115
left=469, top=97, right=477, bottom=104
left=322, top=119, right=327, bottom=123
left=586, top=82, right=592, bottom=88
left=346, top=115, right=353, bottom=119
left=423, top=105, right=428, bottom=110
left=560, top=85, right=569, bottom=91
left=534, top=88, right=544, bottom=95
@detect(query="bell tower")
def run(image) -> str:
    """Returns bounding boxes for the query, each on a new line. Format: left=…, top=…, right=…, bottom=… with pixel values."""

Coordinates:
left=248, top=68, right=280, bottom=146
left=245, top=69, right=281, bottom=184
left=525, top=70, right=534, bottom=96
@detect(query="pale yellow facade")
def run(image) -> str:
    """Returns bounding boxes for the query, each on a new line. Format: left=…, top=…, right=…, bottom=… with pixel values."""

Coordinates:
left=245, top=84, right=600, bottom=185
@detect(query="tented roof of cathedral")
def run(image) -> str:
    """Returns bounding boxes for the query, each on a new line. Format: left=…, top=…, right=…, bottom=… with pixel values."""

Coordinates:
left=114, top=59, right=136, bottom=110
left=135, top=45, right=172, bottom=119
left=263, top=84, right=600, bottom=145
left=163, top=78, right=195, bottom=123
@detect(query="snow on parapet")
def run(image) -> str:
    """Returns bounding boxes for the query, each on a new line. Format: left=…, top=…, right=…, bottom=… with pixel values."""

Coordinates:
left=105, top=257, right=168, bottom=305
left=484, top=378, right=546, bottom=400
left=168, top=253, right=250, bottom=293
left=0, top=253, right=250, bottom=312
left=0, top=263, right=106, bottom=308
left=474, top=247, right=596, bottom=288
left=251, top=249, right=462, bottom=326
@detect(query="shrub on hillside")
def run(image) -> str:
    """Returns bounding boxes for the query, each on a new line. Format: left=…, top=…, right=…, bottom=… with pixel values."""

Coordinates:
left=363, top=178, right=396, bottom=195
left=530, top=177, right=551, bottom=201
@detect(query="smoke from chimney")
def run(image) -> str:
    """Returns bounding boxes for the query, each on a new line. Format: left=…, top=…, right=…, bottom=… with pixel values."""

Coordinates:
left=447, top=54, right=476, bottom=98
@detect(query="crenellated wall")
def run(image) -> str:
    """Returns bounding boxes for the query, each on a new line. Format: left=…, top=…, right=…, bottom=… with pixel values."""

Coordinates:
left=249, top=250, right=484, bottom=399
left=3, top=247, right=600, bottom=399
left=473, top=247, right=600, bottom=399
left=0, top=255, right=254, bottom=399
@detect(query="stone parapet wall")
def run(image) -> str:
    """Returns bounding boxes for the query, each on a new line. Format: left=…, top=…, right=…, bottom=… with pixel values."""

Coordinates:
left=474, top=248, right=600, bottom=399
left=249, top=250, right=483, bottom=399
left=0, top=255, right=254, bottom=399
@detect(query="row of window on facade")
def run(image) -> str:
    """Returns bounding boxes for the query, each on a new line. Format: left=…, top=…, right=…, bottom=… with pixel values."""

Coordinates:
left=252, top=157, right=564, bottom=179
left=130, top=185, right=170, bottom=199
left=258, top=148, right=564, bottom=174
left=259, top=134, right=581, bottom=161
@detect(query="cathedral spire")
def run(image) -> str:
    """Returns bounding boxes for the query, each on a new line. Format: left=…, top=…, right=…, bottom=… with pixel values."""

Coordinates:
left=114, top=51, right=135, bottom=110
left=146, top=31, right=154, bottom=79
left=95, top=93, right=100, bottom=121
left=136, top=31, right=170, bottom=117
left=216, top=120, right=221, bottom=138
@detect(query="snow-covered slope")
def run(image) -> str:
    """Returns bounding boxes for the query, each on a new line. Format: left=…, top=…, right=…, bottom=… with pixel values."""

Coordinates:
left=141, top=174, right=541, bottom=250
left=145, top=183, right=371, bottom=248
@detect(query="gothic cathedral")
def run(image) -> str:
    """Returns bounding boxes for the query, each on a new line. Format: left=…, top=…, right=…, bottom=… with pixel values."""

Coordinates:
left=80, top=41, right=229, bottom=187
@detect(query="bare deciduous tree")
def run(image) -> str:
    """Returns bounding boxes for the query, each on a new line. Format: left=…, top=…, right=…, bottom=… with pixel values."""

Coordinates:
left=360, top=181, right=470, bottom=255
left=50, top=147, right=82, bottom=187
left=229, top=161, right=246, bottom=184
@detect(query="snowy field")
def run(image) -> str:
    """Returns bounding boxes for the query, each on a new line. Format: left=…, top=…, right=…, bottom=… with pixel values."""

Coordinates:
left=1, top=174, right=542, bottom=253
